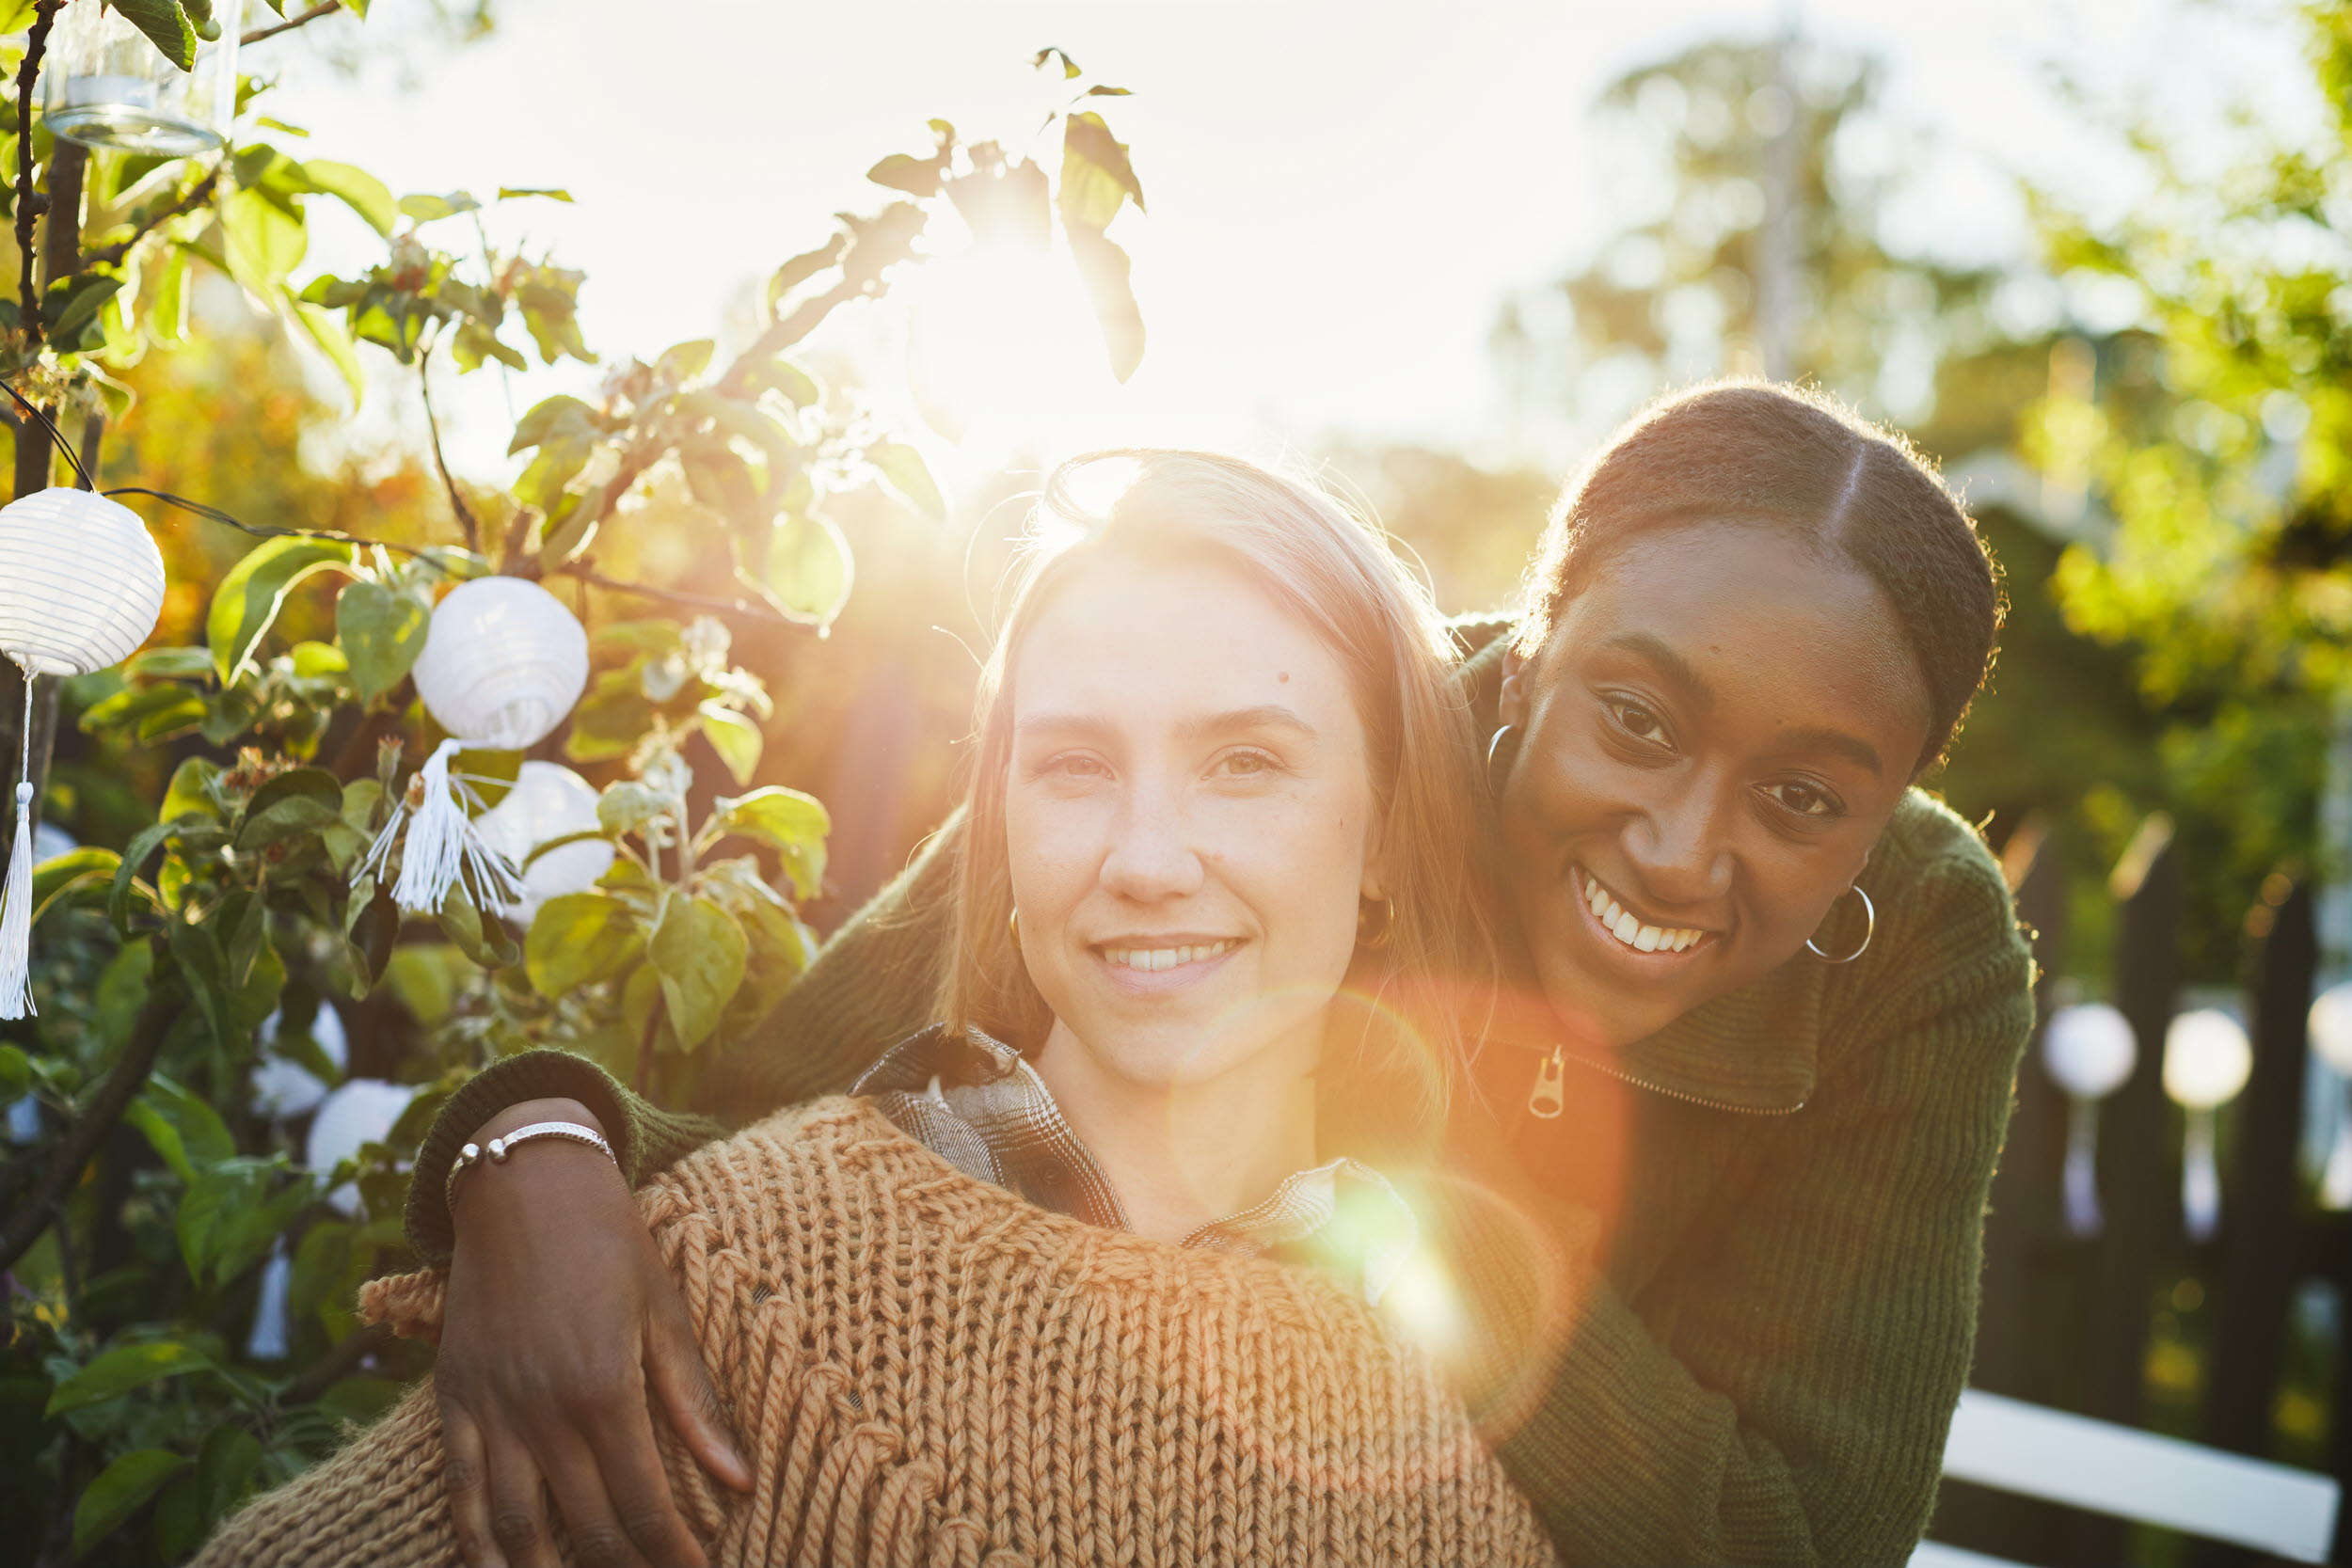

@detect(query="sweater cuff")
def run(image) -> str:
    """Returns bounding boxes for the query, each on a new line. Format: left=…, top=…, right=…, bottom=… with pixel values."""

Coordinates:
left=403, top=1048, right=641, bottom=1266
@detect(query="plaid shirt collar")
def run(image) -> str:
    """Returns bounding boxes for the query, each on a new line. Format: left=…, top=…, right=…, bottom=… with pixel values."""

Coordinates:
left=853, top=1023, right=1419, bottom=1304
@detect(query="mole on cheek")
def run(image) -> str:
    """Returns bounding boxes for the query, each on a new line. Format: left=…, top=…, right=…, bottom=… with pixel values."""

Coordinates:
left=1277, top=671, right=1290, bottom=683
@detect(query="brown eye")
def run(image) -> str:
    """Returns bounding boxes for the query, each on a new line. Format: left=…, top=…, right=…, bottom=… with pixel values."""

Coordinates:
left=1764, top=780, right=1841, bottom=818
left=1609, top=699, right=1668, bottom=746
left=1216, top=749, right=1279, bottom=778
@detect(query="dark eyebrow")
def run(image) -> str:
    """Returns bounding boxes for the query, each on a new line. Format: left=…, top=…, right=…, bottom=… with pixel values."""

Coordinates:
left=1599, top=632, right=1713, bottom=711
left=1778, top=726, right=1885, bottom=780
left=1599, top=633, right=1883, bottom=777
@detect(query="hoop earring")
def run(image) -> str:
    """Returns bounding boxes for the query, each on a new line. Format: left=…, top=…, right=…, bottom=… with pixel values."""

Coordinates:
left=1485, top=724, right=1521, bottom=798
left=1805, top=884, right=1875, bottom=963
left=1008, top=907, right=1020, bottom=945
left=1358, top=897, right=1395, bottom=949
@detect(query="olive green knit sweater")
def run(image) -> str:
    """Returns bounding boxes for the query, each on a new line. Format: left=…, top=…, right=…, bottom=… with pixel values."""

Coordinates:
left=405, top=622, right=2036, bottom=1568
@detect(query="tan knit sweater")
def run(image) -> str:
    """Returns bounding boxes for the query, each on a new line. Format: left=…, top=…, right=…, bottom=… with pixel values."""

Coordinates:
left=197, top=1098, right=1558, bottom=1567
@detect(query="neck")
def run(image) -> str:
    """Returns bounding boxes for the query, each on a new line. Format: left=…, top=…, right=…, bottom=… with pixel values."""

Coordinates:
left=1033, top=1020, right=1321, bottom=1245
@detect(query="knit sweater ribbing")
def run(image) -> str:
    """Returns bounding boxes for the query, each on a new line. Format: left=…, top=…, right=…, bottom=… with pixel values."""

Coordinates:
left=202, top=1099, right=1561, bottom=1568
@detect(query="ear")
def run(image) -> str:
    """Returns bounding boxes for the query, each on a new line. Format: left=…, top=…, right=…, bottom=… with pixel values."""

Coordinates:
left=1359, top=796, right=1393, bottom=905
left=1498, top=644, right=1532, bottom=730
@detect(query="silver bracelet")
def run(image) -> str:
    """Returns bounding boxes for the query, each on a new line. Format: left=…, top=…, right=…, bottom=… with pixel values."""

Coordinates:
left=444, top=1119, right=617, bottom=1214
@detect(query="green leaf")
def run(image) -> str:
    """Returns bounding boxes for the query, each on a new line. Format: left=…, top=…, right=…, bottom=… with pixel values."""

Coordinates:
left=111, top=0, right=199, bottom=70
left=763, top=511, right=852, bottom=627
left=301, top=160, right=396, bottom=236
left=866, top=151, right=945, bottom=198
left=178, top=1157, right=305, bottom=1288
left=869, top=439, right=945, bottom=521
left=755, top=358, right=820, bottom=408
left=150, top=245, right=191, bottom=345
left=44, top=273, right=123, bottom=354
left=596, top=780, right=670, bottom=837
left=46, top=1342, right=214, bottom=1417
left=647, top=895, right=747, bottom=1050
left=654, top=338, right=714, bottom=383
left=208, top=536, right=358, bottom=684
left=397, top=191, right=481, bottom=224
left=508, top=393, right=598, bottom=456
left=709, top=786, right=830, bottom=899
left=1033, top=45, right=1083, bottom=78
left=111, top=820, right=178, bottom=933
left=1059, top=110, right=1146, bottom=229
left=127, top=645, right=214, bottom=681
left=766, top=236, right=845, bottom=315
left=334, top=579, right=428, bottom=703
left=125, top=1072, right=235, bottom=1184
left=161, top=757, right=224, bottom=823
left=292, top=298, right=364, bottom=405
left=437, top=880, right=518, bottom=967
left=524, top=892, right=643, bottom=998
left=30, top=847, right=119, bottom=927
left=219, top=187, right=308, bottom=297
left=564, top=669, right=656, bottom=764
left=698, top=703, right=762, bottom=785
left=1067, top=224, right=1145, bottom=383
left=237, top=768, right=343, bottom=852
left=72, top=1449, right=191, bottom=1558
left=496, top=186, right=572, bottom=203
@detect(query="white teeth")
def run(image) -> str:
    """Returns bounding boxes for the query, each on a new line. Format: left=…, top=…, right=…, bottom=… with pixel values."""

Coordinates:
left=1104, top=941, right=1237, bottom=972
left=1577, top=869, right=1707, bottom=957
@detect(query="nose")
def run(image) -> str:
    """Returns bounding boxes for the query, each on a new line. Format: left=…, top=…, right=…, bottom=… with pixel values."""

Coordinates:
left=1099, top=784, right=1206, bottom=903
left=1621, top=772, right=1732, bottom=911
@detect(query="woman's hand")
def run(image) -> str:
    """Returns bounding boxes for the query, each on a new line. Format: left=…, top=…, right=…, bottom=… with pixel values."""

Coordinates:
left=433, top=1098, right=754, bottom=1568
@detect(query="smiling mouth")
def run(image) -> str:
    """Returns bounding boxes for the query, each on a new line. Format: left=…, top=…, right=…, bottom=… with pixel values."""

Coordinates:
left=1097, top=939, right=1242, bottom=973
left=1572, top=867, right=1715, bottom=956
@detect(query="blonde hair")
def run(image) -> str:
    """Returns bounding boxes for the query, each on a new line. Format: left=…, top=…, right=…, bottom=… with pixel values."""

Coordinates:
left=937, top=450, right=1497, bottom=1148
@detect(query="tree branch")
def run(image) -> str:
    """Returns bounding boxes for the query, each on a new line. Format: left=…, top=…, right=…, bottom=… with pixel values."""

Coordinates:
left=570, top=564, right=804, bottom=629
left=13, top=0, right=59, bottom=351
left=419, top=344, right=481, bottom=552
left=0, top=990, right=177, bottom=1275
left=284, top=1323, right=386, bottom=1404
left=84, top=164, right=222, bottom=271
left=240, top=0, right=342, bottom=48
left=713, top=274, right=866, bottom=401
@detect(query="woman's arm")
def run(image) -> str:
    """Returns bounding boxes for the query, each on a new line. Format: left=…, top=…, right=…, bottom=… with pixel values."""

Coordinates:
left=1490, top=844, right=2033, bottom=1566
left=402, top=811, right=963, bottom=1264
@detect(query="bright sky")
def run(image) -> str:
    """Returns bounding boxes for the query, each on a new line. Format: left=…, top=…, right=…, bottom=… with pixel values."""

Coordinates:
left=254, top=0, right=2304, bottom=489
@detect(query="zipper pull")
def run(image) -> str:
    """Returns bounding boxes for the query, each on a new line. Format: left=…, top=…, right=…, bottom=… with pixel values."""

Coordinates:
left=1529, top=1047, right=1565, bottom=1120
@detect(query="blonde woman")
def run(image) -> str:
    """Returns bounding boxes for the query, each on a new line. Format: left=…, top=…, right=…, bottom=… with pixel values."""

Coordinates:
left=195, top=451, right=1563, bottom=1568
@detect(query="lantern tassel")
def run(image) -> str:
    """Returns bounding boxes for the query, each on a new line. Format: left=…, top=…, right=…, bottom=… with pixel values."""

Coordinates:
left=0, top=779, right=33, bottom=1020
left=359, top=737, right=523, bottom=917
left=0, top=664, right=35, bottom=1021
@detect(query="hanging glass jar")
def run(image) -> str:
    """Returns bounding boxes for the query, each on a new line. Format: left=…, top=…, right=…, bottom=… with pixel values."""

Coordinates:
left=42, top=0, right=242, bottom=157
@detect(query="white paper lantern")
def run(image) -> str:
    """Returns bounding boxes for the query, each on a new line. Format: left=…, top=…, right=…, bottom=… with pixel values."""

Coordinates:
left=306, top=1078, right=417, bottom=1218
left=2164, top=1009, right=2253, bottom=1111
left=0, top=488, right=167, bottom=1019
left=477, top=762, right=613, bottom=921
left=0, top=488, right=168, bottom=677
left=2165, top=1008, right=2252, bottom=1244
left=411, top=577, right=589, bottom=750
left=251, top=1003, right=351, bottom=1120
left=2310, top=983, right=2352, bottom=1077
left=2042, top=1002, right=2137, bottom=1100
left=363, top=578, right=588, bottom=916
left=2042, top=1001, right=2138, bottom=1240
